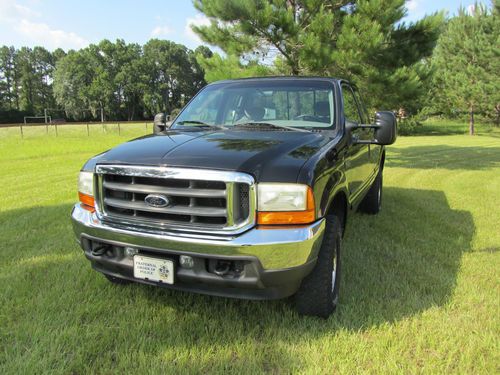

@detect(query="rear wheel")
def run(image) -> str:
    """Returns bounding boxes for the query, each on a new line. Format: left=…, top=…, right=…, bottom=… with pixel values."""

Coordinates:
left=295, top=215, right=342, bottom=318
left=104, top=274, right=131, bottom=285
left=359, top=170, right=383, bottom=214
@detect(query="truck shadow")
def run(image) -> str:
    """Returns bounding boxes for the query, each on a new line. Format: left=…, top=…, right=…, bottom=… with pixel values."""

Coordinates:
left=0, top=188, right=474, bottom=369
left=386, top=145, right=500, bottom=170
left=138, top=186, right=473, bottom=332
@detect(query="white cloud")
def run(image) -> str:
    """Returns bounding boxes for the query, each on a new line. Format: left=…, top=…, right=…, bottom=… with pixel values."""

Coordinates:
left=151, top=25, right=173, bottom=37
left=0, top=0, right=87, bottom=50
left=15, top=19, right=88, bottom=50
left=184, top=14, right=210, bottom=44
left=406, top=0, right=420, bottom=12
left=0, top=0, right=40, bottom=20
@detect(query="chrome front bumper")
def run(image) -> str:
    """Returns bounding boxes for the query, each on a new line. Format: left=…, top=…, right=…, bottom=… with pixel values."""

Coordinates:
left=71, top=204, right=325, bottom=270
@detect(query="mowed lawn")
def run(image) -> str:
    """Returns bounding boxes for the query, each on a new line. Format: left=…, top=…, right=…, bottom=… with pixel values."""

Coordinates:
left=0, top=122, right=499, bottom=374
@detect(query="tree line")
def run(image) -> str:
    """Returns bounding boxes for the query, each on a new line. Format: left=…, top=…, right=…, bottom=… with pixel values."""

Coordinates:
left=0, top=40, right=212, bottom=123
left=0, top=0, right=498, bottom=134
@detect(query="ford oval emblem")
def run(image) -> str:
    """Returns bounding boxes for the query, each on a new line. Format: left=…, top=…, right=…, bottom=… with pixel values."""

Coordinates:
left=144, top=194, right=170, bottom=208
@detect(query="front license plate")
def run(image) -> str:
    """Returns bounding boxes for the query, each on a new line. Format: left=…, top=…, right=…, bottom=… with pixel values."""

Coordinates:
left=133, top=255, right=174, bottom=284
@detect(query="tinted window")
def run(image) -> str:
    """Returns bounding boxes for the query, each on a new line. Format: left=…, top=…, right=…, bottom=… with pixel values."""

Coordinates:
left=352, top=88, right=370, bottom=124
left=342, top=85, right=362, bottom=124
left=174, top=81, right=336, bottom=129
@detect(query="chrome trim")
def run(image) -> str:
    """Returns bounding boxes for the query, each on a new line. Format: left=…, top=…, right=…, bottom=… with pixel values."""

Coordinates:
left=95, top=165, right=255, bottom=184
left=104, top=197, right=227, bottom=216
left=103, top=181, right=227, bottom=198
left=71, top=204, right=325, bottom=270
left=94, top=164, right=257, bottom=235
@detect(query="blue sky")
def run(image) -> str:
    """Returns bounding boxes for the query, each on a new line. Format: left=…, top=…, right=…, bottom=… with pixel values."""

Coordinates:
left=0, top=0, right=488, bottom=51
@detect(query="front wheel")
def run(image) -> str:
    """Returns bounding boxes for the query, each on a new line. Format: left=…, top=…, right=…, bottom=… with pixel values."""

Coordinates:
left=294, top=215, right=342, bottom=318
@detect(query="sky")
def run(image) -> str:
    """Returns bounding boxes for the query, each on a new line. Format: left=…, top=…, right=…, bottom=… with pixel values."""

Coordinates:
left=0, top=0, right=490, bottom=51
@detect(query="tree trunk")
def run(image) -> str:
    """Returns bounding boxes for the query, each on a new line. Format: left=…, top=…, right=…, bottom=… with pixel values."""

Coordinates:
left=469, top=104, right=475, bottom=136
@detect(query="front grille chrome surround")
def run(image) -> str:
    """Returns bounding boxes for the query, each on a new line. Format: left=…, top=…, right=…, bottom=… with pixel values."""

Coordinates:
left=94, top=165, right=256, bottom=235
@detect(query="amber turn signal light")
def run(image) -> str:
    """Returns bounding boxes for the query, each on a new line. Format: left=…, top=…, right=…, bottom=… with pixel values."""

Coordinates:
left=257, top=187, right=315, bottom=225
left=79, top=192, right=95, bottom=212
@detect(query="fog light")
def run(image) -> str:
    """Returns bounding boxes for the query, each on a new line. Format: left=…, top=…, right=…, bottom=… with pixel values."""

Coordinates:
left=124, top=247, right=139, bottom=257
left=179, top=255, right=194, bottom=269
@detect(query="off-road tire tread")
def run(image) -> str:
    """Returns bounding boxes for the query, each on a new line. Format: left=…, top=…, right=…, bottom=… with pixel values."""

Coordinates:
left=295, top=215, right=342, bottom=318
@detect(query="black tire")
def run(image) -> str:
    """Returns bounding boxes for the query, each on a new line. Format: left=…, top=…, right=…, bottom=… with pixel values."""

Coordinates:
left=104, top=274, right=131, bottom=285
left=358, top=170, right=383, bottom=215
left=295, top=215, right=342, bottom=318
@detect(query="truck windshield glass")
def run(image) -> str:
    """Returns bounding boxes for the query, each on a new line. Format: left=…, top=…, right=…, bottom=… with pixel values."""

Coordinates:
left=173, top=81, right=335, bottom=129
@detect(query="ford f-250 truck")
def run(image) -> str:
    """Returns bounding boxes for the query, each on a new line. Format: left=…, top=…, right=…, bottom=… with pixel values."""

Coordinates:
left=71, top=77, right=396, bottom=317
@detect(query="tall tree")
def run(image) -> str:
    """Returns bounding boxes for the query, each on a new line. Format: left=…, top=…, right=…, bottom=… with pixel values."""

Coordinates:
left=0, top=46, right=19, bottom=111
left=192, top=0, right=443, bottom=112
left=431, top=3, right=500, bottom=134
left=142, top=39, right=201, bottom=116
left=53, top=49, right=96, bottom=120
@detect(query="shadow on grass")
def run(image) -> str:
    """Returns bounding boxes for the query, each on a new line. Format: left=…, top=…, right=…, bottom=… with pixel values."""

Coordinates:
left=386, top=145, right=500, bottom=170
left=0, top=190, right=474, bottom=370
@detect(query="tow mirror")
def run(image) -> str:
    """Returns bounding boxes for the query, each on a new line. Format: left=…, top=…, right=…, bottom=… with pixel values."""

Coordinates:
left=346, top=111, right=397, bottom=146
left=373, top=111, right=397, bottom=145
left=153, top=113, right=172, bottom=134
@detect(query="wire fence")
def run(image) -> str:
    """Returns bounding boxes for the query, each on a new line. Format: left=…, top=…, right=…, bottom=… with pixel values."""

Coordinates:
left=0, top=120, right=154, bottom=138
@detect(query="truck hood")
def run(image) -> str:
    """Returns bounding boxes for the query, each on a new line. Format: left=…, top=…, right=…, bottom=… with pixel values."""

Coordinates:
left=88, top=129, right=331, bottom=182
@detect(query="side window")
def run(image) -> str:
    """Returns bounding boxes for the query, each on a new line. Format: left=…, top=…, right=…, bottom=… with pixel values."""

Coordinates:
left=342, top=85, right=362, bottom=124
left=352, top=88, right=370, bottom=124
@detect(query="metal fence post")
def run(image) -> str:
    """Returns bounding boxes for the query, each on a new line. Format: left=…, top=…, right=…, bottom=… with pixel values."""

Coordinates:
left=55, top=123, right=58, bottom=137
left=118, top=122, right=121, bottom=135
left=86, top=123, right=90, bottom=136
left=20, top=123, right=24, bottom=138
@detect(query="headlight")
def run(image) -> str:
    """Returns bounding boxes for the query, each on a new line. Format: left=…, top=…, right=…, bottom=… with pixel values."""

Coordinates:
left=78, top=171, right=94, bottom=196
left=258, top=184, right=308, bottom=211
left=78, top=171, right=95, bottom=211
left=257, top=183, right=315, bottom=225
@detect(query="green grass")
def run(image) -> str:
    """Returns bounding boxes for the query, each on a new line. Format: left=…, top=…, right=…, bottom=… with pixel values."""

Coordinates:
left=1, top=122, right=499, bottom=374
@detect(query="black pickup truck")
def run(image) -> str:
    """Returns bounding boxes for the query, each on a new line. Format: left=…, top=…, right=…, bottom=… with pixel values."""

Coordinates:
left=71, top=77, right=396, bottom=317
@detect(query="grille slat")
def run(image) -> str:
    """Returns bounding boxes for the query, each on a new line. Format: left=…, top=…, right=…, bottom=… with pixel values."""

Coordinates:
left=103, top=181, right=227, bottom=198
left=104, top=197, right=227, bottom=217
left=95, top=165, right=255, bottom=233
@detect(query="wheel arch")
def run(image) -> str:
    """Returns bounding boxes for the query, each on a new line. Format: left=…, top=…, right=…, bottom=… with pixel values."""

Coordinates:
left=325, top=190, right=348, bottom=236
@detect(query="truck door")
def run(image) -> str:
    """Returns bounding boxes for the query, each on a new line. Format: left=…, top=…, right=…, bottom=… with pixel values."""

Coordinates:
left=341, top=84, right=372, bottom=202
left=352, top=87, right=381, bottom=178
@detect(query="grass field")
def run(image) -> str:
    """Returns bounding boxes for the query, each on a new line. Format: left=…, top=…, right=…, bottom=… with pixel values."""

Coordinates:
left=0, top=122, right=499, bottom=374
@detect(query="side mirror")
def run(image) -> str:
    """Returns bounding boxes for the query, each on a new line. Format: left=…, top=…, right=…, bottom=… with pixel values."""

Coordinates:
left=346, top=111, right=397, bottom=146
left=153, top=113, right=172, bottom=134
left=373, top=111, right=397, bottom=145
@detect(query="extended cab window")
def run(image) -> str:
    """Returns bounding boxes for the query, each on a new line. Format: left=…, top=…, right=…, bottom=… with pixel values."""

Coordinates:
left=342, top=85, right=363, bottom=124
left=174, top=81, right=336, bottom=129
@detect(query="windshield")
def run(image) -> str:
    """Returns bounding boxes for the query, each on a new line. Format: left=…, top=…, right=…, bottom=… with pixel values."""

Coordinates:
left=172, top=80, right=336, bottom=129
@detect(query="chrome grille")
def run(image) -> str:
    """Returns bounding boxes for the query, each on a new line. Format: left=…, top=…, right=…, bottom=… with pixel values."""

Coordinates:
left=94, top=165, right=256, bottom=234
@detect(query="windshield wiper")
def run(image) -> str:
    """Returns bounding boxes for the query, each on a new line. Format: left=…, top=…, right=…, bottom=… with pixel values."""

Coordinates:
left=176, top=120, right=208, bottom=125
left=234, top=122, right=310, bottom=133
left=176, top=120, right=226, bottom=129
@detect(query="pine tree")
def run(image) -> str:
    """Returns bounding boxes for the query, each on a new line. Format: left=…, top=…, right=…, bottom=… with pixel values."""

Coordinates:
left=432, top=3, right=500, bottom=134
left=191, top=0, right=443, bottom=112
